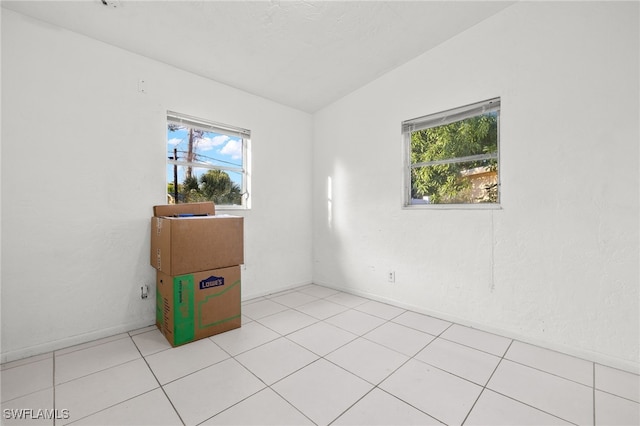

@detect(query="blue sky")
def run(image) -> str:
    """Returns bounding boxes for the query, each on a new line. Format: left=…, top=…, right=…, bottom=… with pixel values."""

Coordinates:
left=167, top=126, right=243, bottom=187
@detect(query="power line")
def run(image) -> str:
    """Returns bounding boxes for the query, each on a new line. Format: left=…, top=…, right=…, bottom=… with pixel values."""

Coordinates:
left=167, top=149, right=242, bottom=168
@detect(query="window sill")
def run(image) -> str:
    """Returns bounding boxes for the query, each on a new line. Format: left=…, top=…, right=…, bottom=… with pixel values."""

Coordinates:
left=402, top=203, right=502, bottom=211
left=215, top=206, right=249, bottom=211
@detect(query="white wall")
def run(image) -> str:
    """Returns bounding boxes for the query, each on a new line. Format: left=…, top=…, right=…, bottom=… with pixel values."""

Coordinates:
left=1, top=10, right=313, bottom=362
left=2, top=2, right=638, bottom=373
left=313, top=2, right=639, bottom=372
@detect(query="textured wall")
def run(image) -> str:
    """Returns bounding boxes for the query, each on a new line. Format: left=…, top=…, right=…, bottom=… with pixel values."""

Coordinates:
left=1, top=10, right=313, bottom=362
left=312, top=2, right=639, bottom=371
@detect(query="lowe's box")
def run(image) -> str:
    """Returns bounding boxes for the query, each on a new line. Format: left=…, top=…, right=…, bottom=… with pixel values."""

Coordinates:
left=151, top=203, right=244, bottom=275
left=156, top=265, right=241, bottom=346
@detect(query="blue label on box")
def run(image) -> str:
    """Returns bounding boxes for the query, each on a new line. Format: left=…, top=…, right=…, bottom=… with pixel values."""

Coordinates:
left=199, top=275, right=224, bottom=290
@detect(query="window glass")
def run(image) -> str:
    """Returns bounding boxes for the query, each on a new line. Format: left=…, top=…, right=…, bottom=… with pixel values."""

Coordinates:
left=167, top=112, right=250, bottom=208
left=404, top=99, right=499, bottom=206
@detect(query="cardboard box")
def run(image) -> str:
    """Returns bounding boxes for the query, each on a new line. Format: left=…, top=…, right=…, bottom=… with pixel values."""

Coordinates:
left=156, top=266, right=241, bottom=346
left=153, top=201, right=215, bottom=217
left=151, top=204, right=244, bottom=275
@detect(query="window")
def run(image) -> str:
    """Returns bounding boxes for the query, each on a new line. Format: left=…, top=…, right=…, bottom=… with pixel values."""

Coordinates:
left=167, top=111, right=250, bottom=209
left=403, top=98, right=500, bottom=207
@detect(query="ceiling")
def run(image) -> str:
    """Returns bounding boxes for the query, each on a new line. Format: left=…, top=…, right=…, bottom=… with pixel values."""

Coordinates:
left=2, top=0, right=514, bottom=113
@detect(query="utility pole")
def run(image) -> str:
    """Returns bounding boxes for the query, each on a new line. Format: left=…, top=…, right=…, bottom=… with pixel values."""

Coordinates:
left=173, top=148, right=179, bottom=203
left=186, top=128, right=194, bottom=180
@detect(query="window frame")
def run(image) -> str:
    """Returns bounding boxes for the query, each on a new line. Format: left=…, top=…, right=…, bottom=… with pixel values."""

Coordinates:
left=402, top=98, right=501, bottom=209
left=167, top=111, right=251, bottom=210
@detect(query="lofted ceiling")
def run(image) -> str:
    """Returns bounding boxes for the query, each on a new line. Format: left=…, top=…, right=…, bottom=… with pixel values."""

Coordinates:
left=2, top=0, right=514, bottom=113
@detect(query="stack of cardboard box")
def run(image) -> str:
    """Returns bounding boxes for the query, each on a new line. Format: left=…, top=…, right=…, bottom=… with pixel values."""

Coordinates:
left=150, top=202, right=244, bottom=346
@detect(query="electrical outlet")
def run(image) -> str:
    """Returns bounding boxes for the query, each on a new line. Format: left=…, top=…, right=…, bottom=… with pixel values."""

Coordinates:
left=387, top=271, right=395, bottom=283
left=141, top=284, right=149, bottom=299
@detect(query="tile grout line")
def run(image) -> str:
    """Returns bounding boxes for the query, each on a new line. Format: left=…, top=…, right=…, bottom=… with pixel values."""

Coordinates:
left=234, top=338, right=320, bottom=390
left=257, top=352, right=324, bottom=426
left=482, top=387, right=582, bottom=426
left=248, top=304, right=368, bottom=357
left=192, top=361, right=270, bottom=426
left=142, top=333, right=280, bottom=419
left=593, top=388, right=640, bottom=405
left=63, top=388, right=161, bottom=426
left=293, top=323, right=429, bottom=426
left=461, top=338, right=514, bottom=425
left=53, top=355, right=142, bottom=387
left=288, top=298, right=351, bottom=321
left=132, top=335, right=187, bottom=426
left=478, top=343, right=583, bottom=426
left=314, top=309, right=410, bottom=360
left=256, top=316, right=322, bottom=339
left=436, top=334, right=508, bottom=359
left=207, top=328, right=281, bottom=360
left=501, top=356, right=595, bottom=389
left=53, top=350, right=57, bottom=426
left=357, top=321, right=435, bottom=359
left=326, top=386, right=377, bottom=426
left=453, top=335, right=587, bottom=426
left=376, top=386, right=448, bottom=425
left=593, top=362, right=596, bottom=426
left=56, top=335, right=182, bottom=426
left=9, top=285, right=635, bottom=426
left=243, top=291, right=331, bottom=323
left=156, top=347, right=236, bottom=388
left=289, top=308, right=496, bottom=425
left=0, top=353, right=52, bottom=372
left=591, top=362, right=640, bottom=404
left=492, top=341, right=585, bottom=425
left=346, top=321, right=456, bottom=425
left=363, top=329, right=452, bottom=426
left=53, top=334, right=131, bottom=359
left=234, top=353, right=323, bottom=426
left=267, top=385, right=319, bottom=426
left=256, top=309, right=427, bottom=425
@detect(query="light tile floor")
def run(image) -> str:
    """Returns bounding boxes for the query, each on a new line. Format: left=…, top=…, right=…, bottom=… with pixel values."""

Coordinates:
left=2, top=284, right=639, bottom=426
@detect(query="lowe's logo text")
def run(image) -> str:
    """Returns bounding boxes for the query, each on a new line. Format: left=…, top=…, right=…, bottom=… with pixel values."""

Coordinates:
left=200, top=276, right=224, bottom=290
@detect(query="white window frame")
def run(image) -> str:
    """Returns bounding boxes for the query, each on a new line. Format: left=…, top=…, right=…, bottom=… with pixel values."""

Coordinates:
left=402, top=98, right=501, bottom=209
left=167, top=111, right=251, bottom=210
